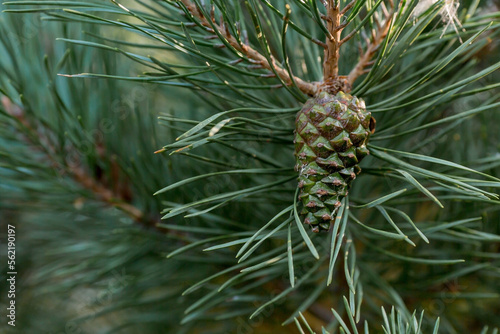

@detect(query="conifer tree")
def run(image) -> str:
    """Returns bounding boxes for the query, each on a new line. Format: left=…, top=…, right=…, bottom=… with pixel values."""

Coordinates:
left=1, top=0, right=499, bottom=333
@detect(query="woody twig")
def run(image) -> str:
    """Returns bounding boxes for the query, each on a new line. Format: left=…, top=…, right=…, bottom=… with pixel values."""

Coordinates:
left=347, top=2, right=394, bottom=86
left=179, top=0, right=394, bottom=97
left=320, top=0, right=365, bottom=94
left=1, top=96, right=162, bottom=231
left=322, top=0, right=344, bottom=92
left=179, top=0, right=319, bottom=96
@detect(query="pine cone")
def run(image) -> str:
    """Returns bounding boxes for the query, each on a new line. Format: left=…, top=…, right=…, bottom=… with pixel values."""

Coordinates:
left=294, top=91, right=375, bottom=232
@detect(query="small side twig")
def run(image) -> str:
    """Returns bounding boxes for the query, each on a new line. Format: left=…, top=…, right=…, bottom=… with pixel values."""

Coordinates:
left=180, top=0, right=318, bottom=96
left=346, top=5, right=394, bottom=86
left=339, top=29, right=357, bottom=46
left=340, top=0, right=357, bottom=16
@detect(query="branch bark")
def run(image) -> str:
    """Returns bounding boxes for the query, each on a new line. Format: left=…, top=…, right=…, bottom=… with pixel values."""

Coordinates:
left=323, top=1, right=341, bottom=83
left=321, top=0, right=352, bottom=94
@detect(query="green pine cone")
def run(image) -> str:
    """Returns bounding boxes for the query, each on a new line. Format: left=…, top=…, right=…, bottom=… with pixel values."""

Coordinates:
left=294, top=91, right=375, bottom=233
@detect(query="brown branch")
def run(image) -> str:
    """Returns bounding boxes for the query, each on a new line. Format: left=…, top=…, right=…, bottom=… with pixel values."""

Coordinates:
left=340, top=0, right=357, bottom=16
left=322, top=1, right=341, bottom=88
left=180, top=0, right=396, bottom=96
left=346, top=10, right=393, bottom=86
left=320, top=13, right=332, bottom=22
left=321, top=0, right=361, bottom=94
left=312, top=38, right=328, bottom=49
left=71, top=165, right=145, bottom=222
left=1, top=96, right=164, bottom=232
left=335, top=22, right=349, bottom=32
left=339, top=29, right=357, bottom=46
left=179, top=0, right=318, bottom=96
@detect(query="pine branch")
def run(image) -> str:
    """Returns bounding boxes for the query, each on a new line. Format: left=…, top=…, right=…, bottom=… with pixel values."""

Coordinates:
left=1, top=96, right=163, bottom=231
left=322, top=0, right=342, bottom=90
left=70, top=165, right=145, bottom=222
left=321, top=0, right=360, bottom=94
left=179, top=0, right=319, bottom=96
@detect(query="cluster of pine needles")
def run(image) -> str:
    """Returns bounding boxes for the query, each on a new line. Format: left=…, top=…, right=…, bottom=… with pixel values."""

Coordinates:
left=0, top=0, right=499, bottom=333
